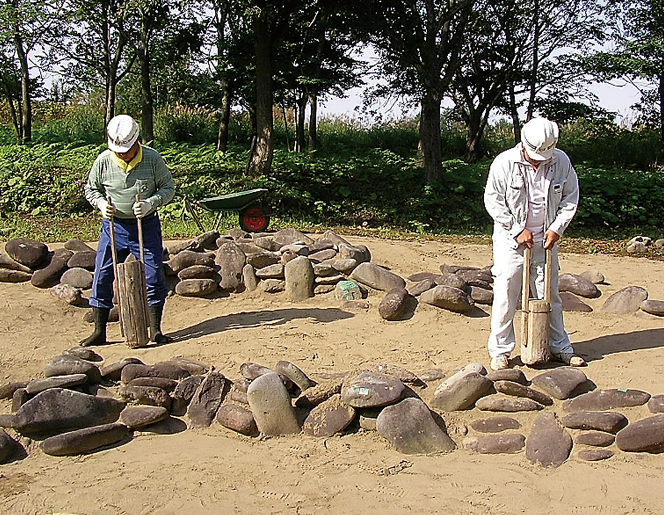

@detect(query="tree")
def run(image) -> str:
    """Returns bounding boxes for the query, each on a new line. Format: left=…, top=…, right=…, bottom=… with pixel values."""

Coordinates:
left=0, top=0, right=62, bottom=142
left=588, top=0, right=664, bottom=150
left=363, top=0, right=475, bottom=183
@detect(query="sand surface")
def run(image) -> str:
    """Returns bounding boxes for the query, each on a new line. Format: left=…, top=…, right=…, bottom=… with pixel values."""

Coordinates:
left=1, top=235, right=664, bottom=515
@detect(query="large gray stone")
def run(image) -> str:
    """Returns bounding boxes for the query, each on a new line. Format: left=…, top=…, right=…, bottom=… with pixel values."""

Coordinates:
left=559, top=273, right=601, bottom=298
left=641, top=300, right=664, bottom=316
left=616, top=414, right=664, bottom=452
left=435, top=273, right=469, bottom=290
left=187, top=373, right=227, bottom=427
left=9, top=388, right=125, bottom=436
left=274, top=361, right=316, bottom=392
left=247, top=373, right=300, bottom=436
left=118, top=386, right=171, bottom=409
left=476, top=394, right=544, bottom=412
left=561, top=292, right=593, bottom=312
left=216, top=241, right=246, bottom=290
left=530, top=367, right=588, bottom=400
left=419, top=285, right=475, bottom=313
left=121, top=363, right=191, bottom=383
left=284, top=255, right=314, bottom=301
left=469, top=286, right=493, bottom=305
left=648, top=394, right=664, bottom=413
left=341, top=371, right=405, bottom=408
left=216, top=404, right=258, bottom=436
left=526, top=411, right=572, bottom=467
left=45, top=355, right=102, bottom=383
left=430, top=372, right=493, bottom=411
left=560, top=411, right=628, bottom=433
left=255, top=263, right=284, bottom=279
left=563, top=389, right=651, bottom=412
left=273, top=228, right=314, bottom=246
left=127, top=377, right=178, bottom=392
left=120, top=406, right=169, bottom=429
left=579, top=269, right=605, bottom=284
left=246, top=250, right=280, bottom=269
left=242, top=263, right=259, bottom=291
left=167, top=250, right=215, bottom=273
left=175, top=278, right=218, bottom=297
left=0, top=429, right=15, bottom=463
left=376, top=397, right=455, bottom=454
left=328, top=258, right=359, bottom=275
left=601, top=286, right=649, bottom=314
left=26, top=374, right=88, bottom=395
left=469, top=416, right=521, bottom=433
left=41, top=423, right=131, bottom=456
left=177, top=265, right=218, bottom=280
left=64, top=239, right=95, bottom=252
left=5, top=238, right=48, bottom=268
left=463, top=433, right=525, bottom=454
left=31, top=248, right=73, bottom=288
left=0, top=381, right=29, bottom=400
left=335, top=280, right=363, bottom=301
left=302, top=394, right=356, bottom=437
left=67, top=250, right=96, bottom=270
left=0, top=252, right=32, bottom=272
left=433, top=363, right=486, bottom=397
left=60, top=267, right=94, bottom=289
left=575, top=431, right=614, bottom=447
left=486, top=369, right=528, bottom=385
left=379, top=288, right=411, bottom=320
left=493, top=380, right=553, bottom=406
left=101, top=358, right=144, bottom=382
left=349, top=262, right=406, bottom=292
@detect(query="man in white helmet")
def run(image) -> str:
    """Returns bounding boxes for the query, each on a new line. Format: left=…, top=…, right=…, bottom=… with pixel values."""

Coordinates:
left=484, top=117, right=585, bottom=371
left=81, top=114, right=175, bottom=346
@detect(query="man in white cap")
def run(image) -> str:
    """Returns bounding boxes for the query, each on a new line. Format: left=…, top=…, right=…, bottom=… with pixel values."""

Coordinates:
left=81, top=114, right=175, bottom=346
left=484, top=117, right=585, bottom=370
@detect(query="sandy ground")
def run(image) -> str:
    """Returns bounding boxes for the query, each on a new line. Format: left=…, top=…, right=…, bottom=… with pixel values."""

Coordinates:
left=1, top=234, right=664, bottom=515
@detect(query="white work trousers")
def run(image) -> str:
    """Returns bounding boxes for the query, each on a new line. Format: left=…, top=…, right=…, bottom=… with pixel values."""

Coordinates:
left=487, top=242, right=573, bottom=358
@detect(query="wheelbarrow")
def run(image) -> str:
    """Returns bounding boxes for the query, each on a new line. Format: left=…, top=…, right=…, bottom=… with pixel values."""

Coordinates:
left=183, top=188, right=270, bottom=233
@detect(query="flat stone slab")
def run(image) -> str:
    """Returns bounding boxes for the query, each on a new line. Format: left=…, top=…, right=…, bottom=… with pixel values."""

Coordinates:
left=641, top=300, right=664, bottom=316
left=616, top=414, right=664, bottom=452
left=274, top=361, right=315, bottom=392
left=419, top=285, right=475, bottom=313
left=45, top=355, right=102, bottom=383
left=341, top=371, right=404, bottom=408
left=648, top=394, right=664, bottom=413
left=0, top=381, right=29, bottom=400
left=294, top=379, right=343, bottom=408
left=575, top=431, right=615, bottom=447
left=601, top=286, right=649, bottom=314
left=476, top=394, right=544, bottom=412
left=349, top=262, right=406, bottom=292
left=41, top=422, right=131, bottom=456
left=101, top=358, right=144, bottom=382
left=561, top=292, right=593, bottom=312
left=0, top=429, right=15, bottom=463
left=576, top=448, right=614, bottom=461
left=118, top=386, right=171, bottom=410
left=120, top=406, right=169, bottom=429
left=430, top=372, right=493, bottom=411
left=127, top=377, right=178, bottom=392
left=64, top=347, right=103, bottom=362
left=530, top=367, right=588, bottom=400
left=121, top=363, right=191, bottom=383
left=216, top=404, right=258, bottom=436
left=563, top=389, right=651, bottom=412
left=493, top=380, right=553, bottom=406
left=559, top=273, right=601, bottom=298
left=10, top=388, right=125, bottom=436
left=526, top=412, right=572, bottom=468
left=247, top=372, right=300, bottom=436
left=486, top=369, right=528, bottom=385
left=175, top=278, right=218, bottom=297
left=26, top=374, right=88, bottom=395
left=376, top=397, right=455, bottom=455
left=302, top=394, right=356, bottom=437
left=469, top=416, right=521, bottom=433
left=368, top=364, right=424, bottom=386
left=171, top=375, right=205, bottom=415
left=463, top=433, right=525, bottom=454
left=187, top=373, right=227, bottom=428
left=560, top=411, right=628, bottom=433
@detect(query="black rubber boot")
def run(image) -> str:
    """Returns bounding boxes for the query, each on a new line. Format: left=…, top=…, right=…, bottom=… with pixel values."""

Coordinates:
left=148, top=303, right=171, bottom=343
left=80, top=307, right=110, bottom=347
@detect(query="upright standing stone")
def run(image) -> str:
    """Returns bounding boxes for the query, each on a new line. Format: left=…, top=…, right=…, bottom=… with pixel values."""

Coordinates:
left=187, top=373, right=227, bottom=428
left=216, top=241, right=246, bottom=290
left=247, top=373, right=300, bottom=436
left=285, top=255, right=314, bottom=301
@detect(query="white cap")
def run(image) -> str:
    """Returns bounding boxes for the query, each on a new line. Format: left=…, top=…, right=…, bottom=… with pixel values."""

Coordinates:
left=107, top=114, right=139, bottom=153
left=521, top=117, right=559, bottom=161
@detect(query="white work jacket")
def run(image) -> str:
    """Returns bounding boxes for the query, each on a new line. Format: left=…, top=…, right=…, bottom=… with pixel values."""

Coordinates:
left=484, top=144, right=579, bottom=249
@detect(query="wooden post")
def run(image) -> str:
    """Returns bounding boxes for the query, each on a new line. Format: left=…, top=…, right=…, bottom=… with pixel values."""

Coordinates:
left=519, top=246, right=531, bottom=357
left=117, top=259, right=149, bottom=348
left=520, top=246, right=553, bottom=366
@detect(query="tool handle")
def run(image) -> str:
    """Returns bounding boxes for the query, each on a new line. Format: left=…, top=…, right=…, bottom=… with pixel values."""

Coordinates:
left=544, top=246, right=553, bottom=304
left=107, top=196, right=124, bottom=337
left=136, top=194, right=145, bottom=264
left=522, top=246, right=531, bottom=313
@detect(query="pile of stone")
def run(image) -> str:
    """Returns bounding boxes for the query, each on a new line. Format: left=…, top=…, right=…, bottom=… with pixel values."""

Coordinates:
left=2, top=350, right=664, bottom=466
left=626, top=235, right=664, bottom=255
left=1, top=230, right=664, bottom=320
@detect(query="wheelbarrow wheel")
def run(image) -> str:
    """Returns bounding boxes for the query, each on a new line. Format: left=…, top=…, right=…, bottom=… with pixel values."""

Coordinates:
left=239, top=205, right=270, bottom=232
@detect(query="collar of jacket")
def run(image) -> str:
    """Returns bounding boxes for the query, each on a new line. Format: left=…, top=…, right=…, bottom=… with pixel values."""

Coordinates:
left=111, top=144, right=143, bottom=173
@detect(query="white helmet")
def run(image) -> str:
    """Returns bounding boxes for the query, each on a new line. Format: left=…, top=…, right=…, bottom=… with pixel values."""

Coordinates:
left=521, top=117, right=559, bottom=161
left=107, top=114, right=139, bottom=153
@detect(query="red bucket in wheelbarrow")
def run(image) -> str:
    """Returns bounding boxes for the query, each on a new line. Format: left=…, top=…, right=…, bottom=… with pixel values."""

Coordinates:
left=196, top=188, right=270, bottom=232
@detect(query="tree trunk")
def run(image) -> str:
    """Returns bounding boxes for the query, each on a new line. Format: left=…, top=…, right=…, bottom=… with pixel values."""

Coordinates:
left=295, top=92, right=307, bottom=152
left=216, top=80, right=231, bottom=152
left=526, top=0, right=540, bottom=121
left=0, top=76, right=20, bottom=140
left=509, top=86, right=520, bottom=145
left=248, top=11, right=273, bottom=176
left=308, top=91, right=318, bottom=150
left=419, top=93, right=443, bottom=183
left=13, top=34, right=31, bottom=143
left=659, top=73, right=664, bottom=157
left=139, top=19, right=154, bottom=144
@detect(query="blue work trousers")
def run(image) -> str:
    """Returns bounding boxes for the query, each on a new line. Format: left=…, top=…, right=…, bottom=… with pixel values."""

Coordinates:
left=89, top=214, right=167, bottom=309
